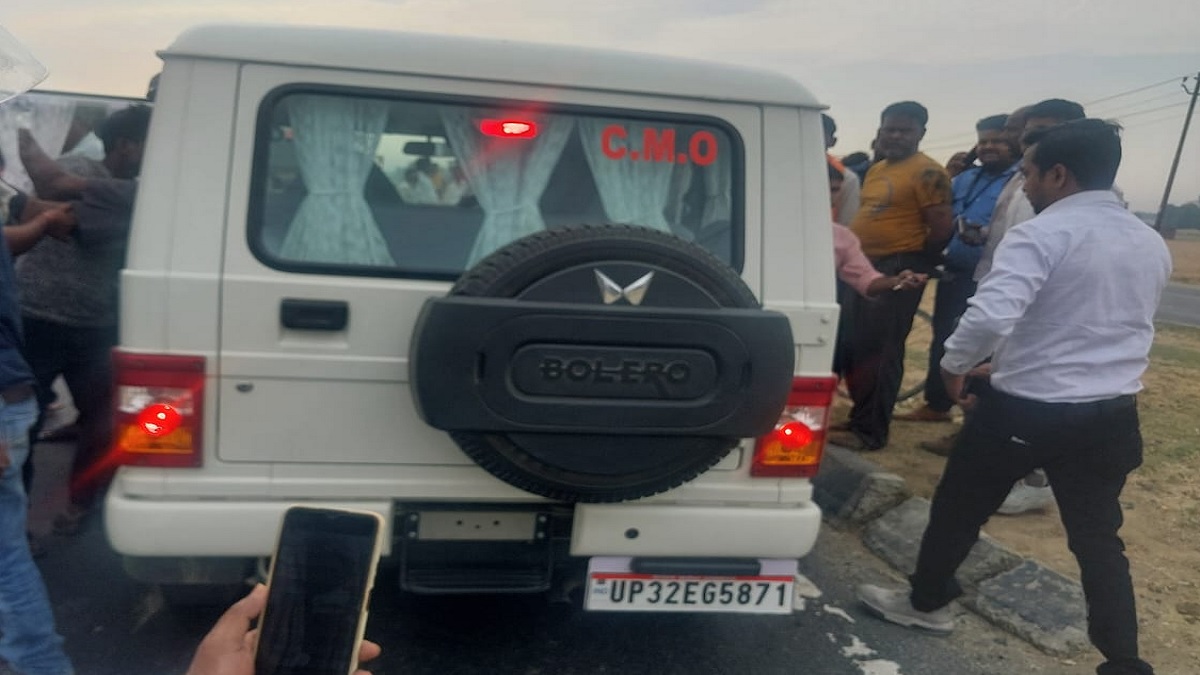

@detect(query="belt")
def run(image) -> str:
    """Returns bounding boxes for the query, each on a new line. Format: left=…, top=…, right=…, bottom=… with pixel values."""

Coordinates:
left=1, top=383, right=35, bottom=405
left=990, top=389, right=1136, bottom=413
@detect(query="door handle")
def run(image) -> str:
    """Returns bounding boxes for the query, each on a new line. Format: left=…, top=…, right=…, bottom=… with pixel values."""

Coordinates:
left=280, top=298, right=349, bottom=331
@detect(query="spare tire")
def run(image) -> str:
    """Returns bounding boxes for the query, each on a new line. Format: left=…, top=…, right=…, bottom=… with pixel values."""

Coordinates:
left=410, top=225, right=794, bottom=503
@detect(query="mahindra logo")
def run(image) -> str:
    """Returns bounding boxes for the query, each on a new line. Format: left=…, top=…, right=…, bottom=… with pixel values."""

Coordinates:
left=595, top=270, right=654, bottom=306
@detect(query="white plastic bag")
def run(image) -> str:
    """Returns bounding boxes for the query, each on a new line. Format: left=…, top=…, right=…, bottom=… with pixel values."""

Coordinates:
left=0, top=24, right=47, bottom=106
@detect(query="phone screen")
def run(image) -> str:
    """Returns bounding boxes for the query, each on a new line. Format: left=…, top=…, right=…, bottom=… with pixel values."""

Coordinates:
left=255, top=508, right=381, bottom=675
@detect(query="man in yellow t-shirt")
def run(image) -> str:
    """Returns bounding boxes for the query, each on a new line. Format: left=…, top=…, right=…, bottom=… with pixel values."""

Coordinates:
left=831, top=101, right=953, bottom=452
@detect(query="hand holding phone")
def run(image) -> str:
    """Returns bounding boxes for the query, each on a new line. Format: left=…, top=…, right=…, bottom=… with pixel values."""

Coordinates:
left=185, top=585, right=382, bottom=675
left=254, top=507, right=385, bottom=675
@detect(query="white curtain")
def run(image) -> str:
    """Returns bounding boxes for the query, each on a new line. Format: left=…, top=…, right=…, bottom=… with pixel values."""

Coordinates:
left=280, top=95, right=394, bottom=266
left=578, top=119, right=675, bottom=232
left=441, top=107, right=573, bottom=265
left=664, top=163, right=694, bottom=240
left=700, top=133, right=733, bottom=228
left=0, top=92, right=77, bottom=195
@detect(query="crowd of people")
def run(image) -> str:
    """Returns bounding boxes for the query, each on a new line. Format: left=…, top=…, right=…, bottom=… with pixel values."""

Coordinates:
left=826, top=100, right=1170, bottom=675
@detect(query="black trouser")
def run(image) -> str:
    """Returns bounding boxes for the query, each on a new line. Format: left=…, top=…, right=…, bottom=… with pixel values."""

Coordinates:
left=909, top=388, right=1153, bottom=675
left=832, top=280, right=855, bottom=378
left=843, top=251, right=933, bottom=449
left=922, top=273, right=977, bottom=412
left=21, top=316, right=118, bottom=509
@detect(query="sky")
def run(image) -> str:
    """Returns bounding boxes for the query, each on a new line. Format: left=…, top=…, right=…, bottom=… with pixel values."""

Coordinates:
left=3, top=0, right=1199, bottom=212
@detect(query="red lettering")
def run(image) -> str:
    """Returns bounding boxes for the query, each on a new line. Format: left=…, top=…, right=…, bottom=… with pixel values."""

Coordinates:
left=689, top=131, right=718, bottom=167
left=642, top=128, right=676, bottom=163
left=602, top=125, right=627, bottom=160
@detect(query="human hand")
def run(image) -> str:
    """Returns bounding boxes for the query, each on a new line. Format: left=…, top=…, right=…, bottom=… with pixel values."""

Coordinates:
left=17, top=128, right=39, bottom=155
left=0, top=440, right=9, bottom=473
left=945, top=151, right=971, bottom=178
left=966, top=362, right=992, bottom=381
left=891, top=270, right=929, bottom=291
left=940, top=367, right=977, bottom=412
left=186, top=584, right=382, bottom=675
left=42, top=204, right=76, bottom=240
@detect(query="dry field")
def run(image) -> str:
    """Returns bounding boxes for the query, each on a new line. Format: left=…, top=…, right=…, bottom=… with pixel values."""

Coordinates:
left=836, top=236, right=1200, bottom=673
left=1167, top=228, right=1200, bottom=284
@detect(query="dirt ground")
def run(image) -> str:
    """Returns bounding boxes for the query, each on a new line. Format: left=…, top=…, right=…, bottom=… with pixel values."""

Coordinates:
left=833, top=235, right=1200, bottom=673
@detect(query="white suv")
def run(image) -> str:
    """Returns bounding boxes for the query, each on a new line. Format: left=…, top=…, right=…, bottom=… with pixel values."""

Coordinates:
left=105, top=24, right=840, bottom=613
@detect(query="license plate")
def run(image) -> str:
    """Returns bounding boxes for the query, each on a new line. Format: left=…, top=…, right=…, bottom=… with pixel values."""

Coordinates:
left=585, top=557, right=796, bottom=614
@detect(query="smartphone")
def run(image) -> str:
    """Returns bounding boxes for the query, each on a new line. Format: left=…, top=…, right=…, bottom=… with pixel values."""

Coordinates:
left=254, top=506, right=385, bottom=675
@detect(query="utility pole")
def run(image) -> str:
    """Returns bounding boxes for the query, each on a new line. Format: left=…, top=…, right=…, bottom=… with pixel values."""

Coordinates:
left=1153, top=73, right=1200, bottom=231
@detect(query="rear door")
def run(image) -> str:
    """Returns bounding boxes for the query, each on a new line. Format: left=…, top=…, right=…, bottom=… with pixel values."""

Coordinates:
left=216, top=63, right=761, bottom=470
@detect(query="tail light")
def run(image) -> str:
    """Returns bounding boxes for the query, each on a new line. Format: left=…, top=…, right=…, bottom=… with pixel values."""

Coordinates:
left=751, top=375, right=837, bottom=478
left=110, top=351, right=206, bottom=468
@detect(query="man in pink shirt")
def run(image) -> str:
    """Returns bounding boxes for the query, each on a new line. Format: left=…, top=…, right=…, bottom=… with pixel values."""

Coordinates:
left=831, top=156, right=928, bottom=385
left=834, top=223, right=925, bottom=297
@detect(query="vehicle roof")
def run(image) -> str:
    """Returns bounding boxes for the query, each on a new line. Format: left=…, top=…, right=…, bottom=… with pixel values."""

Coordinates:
left=163, top=24, right=821, bottom=109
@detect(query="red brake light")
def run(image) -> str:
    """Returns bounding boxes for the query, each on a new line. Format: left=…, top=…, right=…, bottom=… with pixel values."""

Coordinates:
left=136, top=403, right=183, bottom=437
left=479, top=118, right=538, bottom=138
left=772, top=421, right=814, bottom=449
left=109, top=351, right=206, bottom=469
left=751, top=376, right=837, bottom=478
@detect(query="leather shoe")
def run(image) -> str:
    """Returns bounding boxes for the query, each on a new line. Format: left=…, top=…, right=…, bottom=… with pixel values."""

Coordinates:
left=894, top=406, right=952, bottom=423
left=920, top=431, right=959, bottom=457
left=827, top=430, right=881, bottom=452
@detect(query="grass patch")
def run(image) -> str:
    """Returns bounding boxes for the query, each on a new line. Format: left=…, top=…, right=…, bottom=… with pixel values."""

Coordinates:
left=1149, top=342, right=1200, bottom=369
left=1141, top=322, right=1200, bottom=470
left=1167, top=231, right=1200, bottom=284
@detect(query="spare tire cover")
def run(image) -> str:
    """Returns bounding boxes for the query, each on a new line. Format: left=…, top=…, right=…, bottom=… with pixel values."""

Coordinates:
left=410, top=224, right=794, bottom=503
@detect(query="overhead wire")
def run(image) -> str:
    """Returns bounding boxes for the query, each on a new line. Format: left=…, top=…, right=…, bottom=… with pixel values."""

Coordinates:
left=1089, top=90, right=1186, bottom=117
left=921, top=74, right=1193, bottom=148
left=1082, top=75, right=1187, bottom=107
left=1112, top=101, right=1190, bottom=120
left=1122, top=113, right=1191, bottom=130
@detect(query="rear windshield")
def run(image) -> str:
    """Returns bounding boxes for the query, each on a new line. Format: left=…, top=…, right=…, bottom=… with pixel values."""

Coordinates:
left=249, top=88, right=743, bottom=279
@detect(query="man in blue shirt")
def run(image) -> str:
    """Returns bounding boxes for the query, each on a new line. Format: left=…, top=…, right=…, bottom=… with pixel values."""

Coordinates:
left=0, top=182, right=76, bottom=674
left=897, top=114, right=1016, bottom=423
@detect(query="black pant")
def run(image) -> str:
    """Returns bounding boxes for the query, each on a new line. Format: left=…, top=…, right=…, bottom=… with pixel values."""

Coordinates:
left=922, top=274, right=977, bottom=412
left=843, top=252, right=933, bottom=449
left=909, top=388, right=1153, bottom=675
left=21, top=316, right=118, bottom=508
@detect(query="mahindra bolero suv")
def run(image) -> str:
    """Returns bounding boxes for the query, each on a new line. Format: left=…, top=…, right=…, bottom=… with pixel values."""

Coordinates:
left=104, top=24, right=840, bottom=614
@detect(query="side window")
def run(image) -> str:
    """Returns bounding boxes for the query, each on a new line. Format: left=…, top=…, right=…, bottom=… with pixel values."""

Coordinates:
left=249, top=89, right=743, bottom=279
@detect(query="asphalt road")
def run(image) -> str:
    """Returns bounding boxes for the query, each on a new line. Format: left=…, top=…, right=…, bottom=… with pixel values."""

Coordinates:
left=1156, top=283, right=1200, bottom=327
left=29, top=444, right=1089, bottom=675
left=36, top=518, right=1090, bottom=675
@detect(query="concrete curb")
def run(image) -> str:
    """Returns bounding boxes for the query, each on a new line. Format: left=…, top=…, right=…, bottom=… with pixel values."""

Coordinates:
left=813, top=445, right=1089, bottom=657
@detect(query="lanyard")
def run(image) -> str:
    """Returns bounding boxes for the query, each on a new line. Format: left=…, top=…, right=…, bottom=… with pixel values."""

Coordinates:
left=956, top=169, right=1007, bottom=215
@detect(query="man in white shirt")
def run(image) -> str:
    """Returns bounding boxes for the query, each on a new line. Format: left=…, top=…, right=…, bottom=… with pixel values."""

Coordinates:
left=858, top=119, right=1169, bottom=675
left=927, top=100, right=1087, bottom=516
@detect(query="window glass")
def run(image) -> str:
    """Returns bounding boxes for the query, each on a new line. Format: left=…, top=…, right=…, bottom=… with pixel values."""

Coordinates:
left=251, top=90, right=742, bottom=278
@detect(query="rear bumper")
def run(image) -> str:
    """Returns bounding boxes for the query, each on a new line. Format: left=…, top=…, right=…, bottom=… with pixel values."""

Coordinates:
left=104, top=493, right=396, bottom=557
left=106, top=493, right=821, bottom=561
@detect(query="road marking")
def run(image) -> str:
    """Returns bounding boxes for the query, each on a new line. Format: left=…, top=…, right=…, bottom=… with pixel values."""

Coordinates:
left=823, top=604, right=856, bottom=624
left=840, top=635, right=874, bottom=658
left=798, top=574, right=905, bottom=675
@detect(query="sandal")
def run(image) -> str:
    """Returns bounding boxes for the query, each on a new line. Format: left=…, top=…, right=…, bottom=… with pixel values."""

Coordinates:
left=52, top=505, right=90, bottom=536
left=38, top=423, right=79, bottom=443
